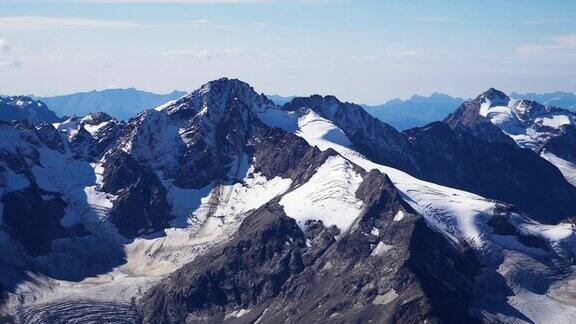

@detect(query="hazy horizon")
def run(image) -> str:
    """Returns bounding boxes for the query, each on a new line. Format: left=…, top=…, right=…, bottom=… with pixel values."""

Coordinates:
left=1, top=0, right=575, bottom=105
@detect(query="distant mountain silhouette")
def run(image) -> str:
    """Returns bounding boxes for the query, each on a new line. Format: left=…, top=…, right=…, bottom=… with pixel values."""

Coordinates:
left=36, top=88, right=186, bottom=120
left=363, top=93, right=464, bottom=130
left=511, top=91, right=576, bottom=111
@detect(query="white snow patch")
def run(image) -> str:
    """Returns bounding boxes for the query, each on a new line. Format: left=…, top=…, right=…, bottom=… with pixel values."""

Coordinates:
left=370, top=227, right=379, bottom=236
left=83, top=121, right=109, bottom=136
left=372, top=289, right=398, bottom=306
left=257, top=108, right=299, bottom=132
left=154, top=99, right=179, bottom=111
left=225, top=309, right=250, bottom=320
left=371, top=242, right=393, bottom=256
left=296, top=110, right=352, bottom=150
left=541, top=151, right=576, bottom=187
left=538, top=115, right=571, bottom=128
left=280, top=155, right=363, bottom=233
left=393, top=210, right=404, bottom=221
left=292, top=115, right=494, bottom=245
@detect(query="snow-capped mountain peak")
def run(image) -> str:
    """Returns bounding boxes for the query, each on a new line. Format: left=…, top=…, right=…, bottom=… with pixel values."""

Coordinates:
left=162, top=78, right=276, bottom=124
left=478, top=87, right=510, bottom=107
left=446, top=88, right=576, bottom=187
left=0, top=95, right=61, bottom=125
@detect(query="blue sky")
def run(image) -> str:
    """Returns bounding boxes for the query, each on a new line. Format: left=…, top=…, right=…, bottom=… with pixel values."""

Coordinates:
left=0, top=0, right=575, bottom=104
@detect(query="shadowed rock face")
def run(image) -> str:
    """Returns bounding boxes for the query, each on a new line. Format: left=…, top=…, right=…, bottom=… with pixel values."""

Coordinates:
left=137, top=170, right=481, bottom=323
left=0, top=96, right=61, bottom=125
left=248, top=117, right=336, bottom=186
left=404, top=122, right=576, bottom=224
left=542, top=125, right=576, bottom=162
left=1, top=186, right=87, bottom=256
left=283, top=95, right=420, bottom=174
left=443, top=89, right=517, bottom=146
left=100, top=149, right=172, bottom=238
left=109, top=169, right=172, bottom=238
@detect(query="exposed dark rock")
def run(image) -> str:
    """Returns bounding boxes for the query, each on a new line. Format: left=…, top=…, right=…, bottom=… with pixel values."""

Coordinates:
left=301, top=220, right=339, bottom=266
left=443, top=91, right=517, bottom=146
left=0, top=96, right=61, bottom=125
left=249, top=118, right=336, bottom=186
left=138, top=201, right=308, bottom=323
left=488, top=211, right=549, bottom=251
left=284, top=95, right=420, bottom=174
left=69, top=127, right=99, bottom=158
left=404, top=122, right=576, bottom=224
left=108, top=166, right=172, bottom=238
left=101, top=149, right=144, bottom=194
left=137, top=170, right=482, bottom=323
left=0, top=186, right=78, bottom=256
left=35, top=122, right=65, bottom=153
left=541, top=125, right=576, bottom=162
left=266, top=170, right=480, bottom=323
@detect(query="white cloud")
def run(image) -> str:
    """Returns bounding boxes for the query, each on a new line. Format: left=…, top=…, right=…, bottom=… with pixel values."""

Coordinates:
left=518, top=33, right=576, bottom=59
left=163, top=48, right=242, bottom=60
left=0, top=16, right=140, bottom=30
left=409, top=16, right=462, bottom=23
left=0, top=58, right=22, bottom=67
left=0, top=38, right=9, bottom=52
left=275, top=48, right=310, bottom=59
left=188, top=19, right=213, bottom=24
left=386, top=50, right=416, bottom=58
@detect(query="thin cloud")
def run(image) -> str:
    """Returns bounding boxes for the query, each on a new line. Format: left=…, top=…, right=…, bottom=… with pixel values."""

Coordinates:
left=0, top=16, right=140, bottom=30
left=523, top=18, right=574, bottom=25
left=163, top=48, right=242, bottom=60
left=0, top=58, right=22, bottom=67
left=518, top=33, right=576, bottom=59
left=386, top=50, right=416, bottom=58
left=409, top=16, right=463, bottom=23
left=0, top=38, right=9, bottom=52
left=188, top=19, right=213, bottom=24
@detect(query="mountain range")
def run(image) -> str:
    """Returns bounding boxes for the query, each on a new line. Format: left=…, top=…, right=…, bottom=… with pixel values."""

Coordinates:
left=363, top=93, right=465, bottom=130
left=0, top=79, right=576, bottom=323
left=511, top=91, right=576, bottom=111
left=4, top=89, right=574, bottom=131
left=34, top=88, right=187, bottom=121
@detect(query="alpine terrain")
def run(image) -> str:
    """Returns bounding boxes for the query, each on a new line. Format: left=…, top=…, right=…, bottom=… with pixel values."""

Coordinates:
left=0, top=79, right=575, bottom=323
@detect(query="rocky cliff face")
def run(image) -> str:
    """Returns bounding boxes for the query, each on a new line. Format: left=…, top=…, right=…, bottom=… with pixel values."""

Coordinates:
left=284, top=95, right=420, bottom=174
left=0, top=96, right=61, bottom=125
left=282, top=94, right=576, bottom=224
left=542, top=125, right=576, bottom=161
left=404, top=121, right=576, bottom=224
left=444, top=88, right=518, bottom=146
left=445, top=87, right=576, bottom=188
left=138, top=170, right=481, bottom=323
left=2, top=79, right=576, bottom=323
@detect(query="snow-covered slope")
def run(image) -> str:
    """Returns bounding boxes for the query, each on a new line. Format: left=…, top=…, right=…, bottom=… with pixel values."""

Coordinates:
left=446, top=88, right=576, bottom=188
left=0, top=96, right=61, bottom=125
left=280, top=155, right=363, bottom=233
left=0, top=78, right=363, bottom=320
left=262, top=103, right=576, bottom=323
left=2, top=79, right=576, bottom=323
left=477, top=90, right=575, bottom=149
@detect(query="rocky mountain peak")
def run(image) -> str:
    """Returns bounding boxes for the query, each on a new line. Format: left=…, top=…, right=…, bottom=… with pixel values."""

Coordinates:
left=0, top=95, right=61, bottom=125
left=478, top=87, right=510, bottom=106
left=82, top=111, right=115, bottom=125
left=163, top=78, right=275, bottom=124
left=283, top=94, right=342, bottom=119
